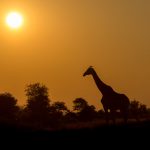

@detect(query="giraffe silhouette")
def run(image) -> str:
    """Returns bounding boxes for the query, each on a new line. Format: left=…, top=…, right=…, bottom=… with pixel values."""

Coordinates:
left=83, top=66, right=130, bottom=124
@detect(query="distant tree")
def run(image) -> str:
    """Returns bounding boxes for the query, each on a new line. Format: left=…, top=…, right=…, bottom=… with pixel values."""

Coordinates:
left=80, top=105, right=97, bottom=121
left=17, top=106, right=30, bottom=125
left=97, top=109, right=105, bottom=118
left=73, top=98, right=97, bottom=121
left=48, top=101, right=69, bottom=126
left=52, top=102, right=68, bottom=112
left=129, top=100, right=149, bottom=120
left=73, top=98, right=88, bottom=112
left=64, top=111, right=78, bottom=123
left=147, top=108, right=150, bottom=115
left=52, top=101, right=68, bottom=114
left=129, top=100, right=140, bottom=120
left=0, top=92, right=19, bottom=122
left=25, top=83, right=51, bottom=126
left=139, top=104, right=148, bottom=117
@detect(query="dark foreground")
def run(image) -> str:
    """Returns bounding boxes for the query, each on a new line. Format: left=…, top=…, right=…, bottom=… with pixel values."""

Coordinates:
left=0, top=120, right=149, bottom=147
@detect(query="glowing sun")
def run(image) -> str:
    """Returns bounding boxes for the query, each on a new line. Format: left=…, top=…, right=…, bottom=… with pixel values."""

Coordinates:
left=6, top=12, right=23, bottom=29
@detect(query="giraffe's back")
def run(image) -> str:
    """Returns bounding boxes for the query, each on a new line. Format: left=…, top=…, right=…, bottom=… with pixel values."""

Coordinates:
left=101, top=93, right=130, bottom=110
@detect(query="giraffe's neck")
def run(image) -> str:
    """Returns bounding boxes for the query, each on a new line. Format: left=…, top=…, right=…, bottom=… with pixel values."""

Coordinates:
left=91, top=70, right=113, bottom=96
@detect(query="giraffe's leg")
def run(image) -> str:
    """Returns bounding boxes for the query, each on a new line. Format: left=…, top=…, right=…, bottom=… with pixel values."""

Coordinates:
left=121, top=108, right=128, bottom=124
left=104, top=107, right=109, bottom=124
left=110, top=109, right=116, bottom=124
left=124, top=111, right=128, bottom=124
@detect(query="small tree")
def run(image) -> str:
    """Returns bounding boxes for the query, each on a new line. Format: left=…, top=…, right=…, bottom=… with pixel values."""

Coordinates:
left=97, top=109, right=105, bottom=119
left=0, top=92, right=19, bottom=122
left=129, top=100, right=148, bottom=120
left=25, top=83, right=51, bottom=126
left=52, top=101, right=68, bottom=114
left=73, top=98, right=97, bottom=121
left=129, top=100, right=140, bottom=119
left=48, top=101, right=69, bottom=126
left=73, top=98, right=88, bottom=112
left=139, top=104, right=148, bottom=117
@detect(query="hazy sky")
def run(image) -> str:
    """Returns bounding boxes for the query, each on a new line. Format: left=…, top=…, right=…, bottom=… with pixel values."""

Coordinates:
left=0, top=0, right=150, bottom=109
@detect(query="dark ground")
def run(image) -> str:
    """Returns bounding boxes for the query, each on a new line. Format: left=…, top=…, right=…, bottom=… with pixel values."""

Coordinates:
left=0, top=120, right=149, bottom=148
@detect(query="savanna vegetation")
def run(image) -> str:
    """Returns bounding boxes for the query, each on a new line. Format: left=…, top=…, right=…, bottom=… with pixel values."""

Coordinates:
left=0, top=82, right=149, bottom=145
left=0, top=82, right=150, bottom=131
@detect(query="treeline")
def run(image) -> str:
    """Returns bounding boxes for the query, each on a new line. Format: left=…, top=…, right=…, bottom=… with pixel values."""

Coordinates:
left=0, top=83, right=149, bottom=129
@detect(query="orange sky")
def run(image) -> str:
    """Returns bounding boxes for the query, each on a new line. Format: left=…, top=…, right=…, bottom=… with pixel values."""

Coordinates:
left=0, top=0, right=150, bottom=110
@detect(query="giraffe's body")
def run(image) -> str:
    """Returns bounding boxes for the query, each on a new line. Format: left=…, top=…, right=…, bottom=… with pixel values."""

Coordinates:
left=83, top=66, right=130, bottom=123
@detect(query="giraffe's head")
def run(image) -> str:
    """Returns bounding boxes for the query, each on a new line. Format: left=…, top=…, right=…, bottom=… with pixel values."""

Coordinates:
left=83, top=66, right=94, bottom=77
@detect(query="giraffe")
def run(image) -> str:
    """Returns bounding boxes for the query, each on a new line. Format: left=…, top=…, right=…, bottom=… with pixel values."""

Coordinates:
left=83, top=66, right=130, bottom=124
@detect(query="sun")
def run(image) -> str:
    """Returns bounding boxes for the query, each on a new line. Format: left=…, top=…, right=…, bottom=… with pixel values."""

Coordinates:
left=6, top=12, right=23, bottom=29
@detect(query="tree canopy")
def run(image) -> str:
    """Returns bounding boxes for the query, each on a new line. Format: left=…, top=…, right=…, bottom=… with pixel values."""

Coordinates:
left=25, top=83, right=51, bottom=126
left=0, top=92, right=19, bottom=121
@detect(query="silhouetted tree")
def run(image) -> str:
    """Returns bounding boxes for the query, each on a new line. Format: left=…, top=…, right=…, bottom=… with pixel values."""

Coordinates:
left=73, top=98, right=88, bottom=112
left=129, top=100, right=140, bottom=120
left=129, top=100, right=149, bottom=120
left=0, top=92, right=19, bottom=122
left=97, top=109, right=105, bottom=119
left=80, top=105, right=97, bottom=121
left=52, top=101, right=68, bottom=114
left=48, top=101, right=69, bottom=126
left=139, top=104, right=147, bottom=112
left=25, top=83, right=51, bottom=127
left=64, top=111, right=78, bottom=123
left=73, top=98, right=97, bottom=121
left=17, top=106, right=30, bottom=126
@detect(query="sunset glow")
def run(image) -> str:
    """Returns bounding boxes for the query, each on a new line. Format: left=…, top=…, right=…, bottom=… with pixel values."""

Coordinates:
left=0, top=1, right=150, bottom=109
